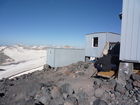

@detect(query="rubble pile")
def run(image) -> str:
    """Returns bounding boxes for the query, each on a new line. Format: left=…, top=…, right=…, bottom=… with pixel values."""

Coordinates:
left=0, top=61, right=139, bottom=105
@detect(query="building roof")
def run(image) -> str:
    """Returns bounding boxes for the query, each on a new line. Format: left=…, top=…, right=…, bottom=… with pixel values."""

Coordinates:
left=85, top=32, right=120, bottom=36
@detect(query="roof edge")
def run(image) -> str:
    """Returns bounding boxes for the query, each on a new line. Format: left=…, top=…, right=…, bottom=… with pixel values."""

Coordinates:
left=85, top=32, right=120, bottom=36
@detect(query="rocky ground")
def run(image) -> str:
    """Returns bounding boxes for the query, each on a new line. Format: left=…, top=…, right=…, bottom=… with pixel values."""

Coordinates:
left=0, top=52, right=14, bottom=65
left=0, top=61, right=140, bottom=105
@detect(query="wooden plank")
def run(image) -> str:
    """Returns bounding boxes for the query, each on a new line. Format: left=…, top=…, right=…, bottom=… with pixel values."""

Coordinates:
left=97, top=70, right=115, bottom=78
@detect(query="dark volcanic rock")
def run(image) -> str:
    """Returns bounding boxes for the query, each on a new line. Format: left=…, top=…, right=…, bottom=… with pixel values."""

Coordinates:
left=94, top=88, right=105, bottom=98
left=76, top=90, right=88, bottom=100
left=108, top=79, right=117, bottom=89
left=131, top=74, right=140, bottom=81
left=60, top=83, right=73, bottom=95
left=133, top=80, right=140, bottom=88
left=0, top=61, right=139, bottom=105
left=51, top=86, right=61, bottom=98
left=136, top=93, right=140, bottom=101
left=65, top=96, right=78, bottom=105
left=115, top=83, right=126, bottom=94
left=49, top=97, right=64, bottom=105
left=43, top=64, right=52, bottom=71
left=93, top=78, right=103, bottom=88
left=93, top=99, right=108, bottom=105
left=0, top=92, right=5, bottom=97
left=35, top=101, right=44, bottom=105
left=125, top=82, right=133, bottom=90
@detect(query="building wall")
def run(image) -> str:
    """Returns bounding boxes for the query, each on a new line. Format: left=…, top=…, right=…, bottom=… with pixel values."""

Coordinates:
left=120, top=0, right=140, bottom=62
left=85, top=33, right=106, bottom=57
left=106, top=33, right=120, bottom=42
left=47, top=48, right=55, bottom=67
left=47, top=48, right=85, bottom=67
left=85, top=32, right=120, bottom=58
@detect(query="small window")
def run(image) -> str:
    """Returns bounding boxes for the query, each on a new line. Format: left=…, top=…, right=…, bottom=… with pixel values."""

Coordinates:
left=93, top=37, right=98, bottom=47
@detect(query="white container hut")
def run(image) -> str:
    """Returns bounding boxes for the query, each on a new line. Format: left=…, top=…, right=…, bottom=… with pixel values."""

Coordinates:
left=47, top=48, right=85, bottom=67
left=85, top=32, right=120, bottom=59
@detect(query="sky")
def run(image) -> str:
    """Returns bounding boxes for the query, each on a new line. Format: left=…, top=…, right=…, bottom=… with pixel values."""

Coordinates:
left=0, top=0, right=122, bottom=47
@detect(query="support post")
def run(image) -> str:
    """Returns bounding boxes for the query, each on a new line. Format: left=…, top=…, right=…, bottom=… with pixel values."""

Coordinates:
left=117, top=62, right=133, bottom=86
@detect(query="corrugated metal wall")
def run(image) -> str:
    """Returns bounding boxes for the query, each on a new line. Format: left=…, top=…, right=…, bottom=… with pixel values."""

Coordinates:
left=120, top=0, right=140, bottom=62
left=47, top=48, right=85, bottom=67
left=85, top=32, right=120, bottom=58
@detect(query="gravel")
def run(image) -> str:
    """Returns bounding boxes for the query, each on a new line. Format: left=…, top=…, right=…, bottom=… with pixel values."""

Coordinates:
left=0, top=61, right=139, bottom=105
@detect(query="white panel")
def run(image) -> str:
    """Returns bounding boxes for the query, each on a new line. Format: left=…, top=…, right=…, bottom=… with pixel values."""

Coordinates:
left=131, top=0, right=140, bottom=60
left=47, top=49, right=55, bottom=67
left=120, top=0, right=128, bottom=60
left=106, top=33, right=120, bottom=42
left=120, top=0, right=140, bottom=62
left=135, top=0, right=140, bottom=62
left=54, top=49, right=85, bottom=67
left=125, top=0, right=134, bottom=60
left=47, top=48, right=85, bottom=67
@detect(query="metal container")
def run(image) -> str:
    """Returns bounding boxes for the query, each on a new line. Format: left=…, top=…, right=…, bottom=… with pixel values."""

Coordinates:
left=85, top=32, right=120, bottom=58
left=47, top=48, right=85, bottom=67
left=120, top=0, right=140, bottom=63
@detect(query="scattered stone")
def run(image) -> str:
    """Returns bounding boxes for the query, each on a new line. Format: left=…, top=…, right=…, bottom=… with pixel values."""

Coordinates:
left=78, top=99, right=89, bottom=105
left=49, top=97, right=64, bottom=105
left=94, top=88, right=105, bottom=98
left=63, top=93, right=69, bottom=99
left=25, top=100, right=35, bottom=105
left=65, top=96, right=78, bottom=105
left=108, top=79, right=117, bottom=89
left=77, top=71, right=85, bottom=76
left=64, top=101, right=74, bottom=105
left=51, top=86, right=61, bottom=98
left=127, top=78, right=133, bottom=84
left=124, top=91, right=129, bottom=97
left=60, top=83, right=73, bottom=95
left=43, top=64, right=51, bottom=71
left=131, top=74, right=140, bottom=81
left=0, top=92, right=5, bottom=97
left=76, top=90, right=89, bottom=105
left=110, top=93, right=115, bottom=99
left=125, top=82, right=133, bottom=90
left=115, top=83, right=126, bottom=94
left=76, top=90, right=88, bottom=100
left=114, top=91, right=121, bottom=98
left=93, top=79, right=103, bottom=87
left=35, top=86, right=51, bottom=105
left=35, top=101, right=44, bottom=105
left=93, top=99, right=108, bottom=105
left=136, top=93, right=140, bottom=101
left=83, top=63, right=89, bottom=69
left=133, top=80, right=140, bottom=88
left=0, top=61, right=139, bottom=105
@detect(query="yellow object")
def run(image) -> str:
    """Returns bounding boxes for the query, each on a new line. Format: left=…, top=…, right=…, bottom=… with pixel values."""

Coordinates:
left=97, top=69, right=140, bottom=78
left=97, top=70, right=115, bottom=78
left=133, top=70, right=140, bottom=75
